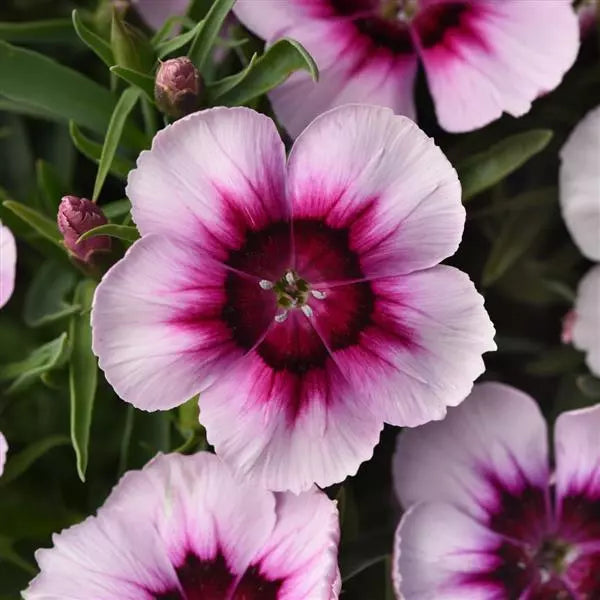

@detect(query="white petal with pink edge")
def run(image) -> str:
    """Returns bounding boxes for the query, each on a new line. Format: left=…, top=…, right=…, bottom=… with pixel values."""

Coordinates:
left=0, top=431, right=7, bottom=477
left=417, top=0, right=579, bottom=132
left=287, top=105, right=463, bottom=278
left=127, top=107, right=288, bottom=261
left=392, top=382, right=549, bottom=521
left=572, top=265, right=600, bottom=376
left=200, top=347, right=383, bottom=493
left=554, top=403, right=600, bottom=513
left=0, top=222, right=16, bottom=309
left=560, top=105, right=600, bottom=261
left=91, top=235, right=253, bottom=411
left=394, top=502, right=515, bottom=600
left=317, top=267, right=495, bottom=428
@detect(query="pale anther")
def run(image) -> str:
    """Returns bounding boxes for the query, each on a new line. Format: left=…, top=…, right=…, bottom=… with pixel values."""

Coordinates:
left=275, top=311, right=288, bottom=323
left=285, top=271, right=295, bottom=285
left=311, top=289, right=327, bottom=300
left=259, top=279, right=273, bottom=290
left=301, top=305, right=313, bottom=318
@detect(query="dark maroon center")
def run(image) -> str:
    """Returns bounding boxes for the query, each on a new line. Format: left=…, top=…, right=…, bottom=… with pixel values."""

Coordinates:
left=411, top=2, right=471, bottom=48
left=223, top=219, right=374, bottom=375
left=156, top=553, right=281, bottom=600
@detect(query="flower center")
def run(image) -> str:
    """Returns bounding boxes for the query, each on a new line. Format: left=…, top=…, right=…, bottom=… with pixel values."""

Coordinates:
left=381, top=0, right=419, bottom=21
left=535, top=538, right=573, bottom=578
left=260, top=270, right=327, bottom=323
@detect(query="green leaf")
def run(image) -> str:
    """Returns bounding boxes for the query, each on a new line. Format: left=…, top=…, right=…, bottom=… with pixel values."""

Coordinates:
left=36, top=159, right=65, bottom=215
left=469, top=187, right=557, bottom=219
left=0, top=41, right=145, bottom=147
left=24, top=261, right=79, bottom=327
left=459, top=130, right=554, bottom=201
left=206, top=52, right=258, bottom=99
left=0, top=435, right=70, bottom=486
left=0, top=19, right=76, bottom=44
left=68, top=121, right=134, bottom=179
left=576, top=374, right=600, bottom=399
left=110, top=65, right=154, bottom=101
left=102, top=198, right=131, bottom=220
left=71, top=9, right=114, bottom=67
left=214, top=38, right=319, bottom=106
left=151, top=15, right=196, bottom=46
left=0, top=536, right=36, bottom=575
left=69, top=280, right=97, bottom=482
left=525, top=346, right=584, bottom=376
left=0, top=333, right=69, bottom=394
left=93, top=87, right=141, bottom=202
left=482, top=209, right=552, bottom=286
left=188, top=0, right=236, bottom=71
left=156, top=19, right=205, bottom=58
left=2, top=200, right=63, bottom=248
left=78, top=223, right=139, bottom=243
left=0, top=95, right=62, bottom=122
left=111, top=9, right=155, bottom=73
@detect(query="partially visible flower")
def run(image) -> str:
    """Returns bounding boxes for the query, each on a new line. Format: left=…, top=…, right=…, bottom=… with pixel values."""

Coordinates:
left=155, top=57, right=202, bottom=118
left=571, top=266, right=600, bottom=376
left=0, top=432, right=7, bottom=477
left=579, top=0, right=598, bottom=36
left=92, top=105, right=495, bottom=493
left=560, top=105, right=600, bottom=261
left=234, top=0, right=579, bottom=137
left=23, top=452, right=341, bottom=599
left=0, top=221, right=16, bottom=309
left=392, top=382, right=600, bottom=599
left=57, top=196, right=111, bottom=262
left=132, top=0, right=190, bottom=31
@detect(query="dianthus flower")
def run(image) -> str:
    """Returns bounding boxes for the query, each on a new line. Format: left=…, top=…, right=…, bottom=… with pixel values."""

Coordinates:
left=234, top=0, right=579, bottom=136
left=92, top=105, right=495, bottom=492
left=23, top=452, right=340, bottom=599
left=393, top=382, right=600, bottom=599
left=0, top=221, right=16, bottom=309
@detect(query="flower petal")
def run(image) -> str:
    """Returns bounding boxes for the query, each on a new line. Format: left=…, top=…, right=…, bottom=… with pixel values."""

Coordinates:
left=415, top=0, right=579, bottom=132
left=393, top=382, right=550, bottom=540
left=0, top=431, right=7, bottom=477
left=394, top=502, right=533, bottom=600
left=92, top=235, right=270, bottom=411
left=560, top=106, right=600, bottom=261
left=312, top=266, right=495, bottom=427
left=554, top=403, right=600, bottom=544
left=200, top=344, right=383, bottom=493
left=0, top=222, right=16, bottom=309
left=132, top=0, right=190, bottom=30
left=287, top=105, right=463, bottom=279
left=572, top=265, right=600, bottom=376
left=127, top=107, right=288, bottom=263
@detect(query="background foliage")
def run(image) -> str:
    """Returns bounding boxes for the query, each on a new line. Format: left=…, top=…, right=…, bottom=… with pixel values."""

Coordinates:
left=0, top=1, right=598, bottom=598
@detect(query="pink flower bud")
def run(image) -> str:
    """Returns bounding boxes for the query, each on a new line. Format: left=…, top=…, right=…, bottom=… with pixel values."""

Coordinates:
left=57, top=196, right=111, bottom=262
left=155, top=57, right=202, bottom=119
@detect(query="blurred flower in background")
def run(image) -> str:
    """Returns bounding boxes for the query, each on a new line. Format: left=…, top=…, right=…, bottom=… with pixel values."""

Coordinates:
left=23, top=452, right=341, bottom=599
left=0, top=431, right=7, bottom=477
left=560, top=105, right=600, bottom=377
left=234, top=0, right=579, bottom=137
left=392, top=382, right=600, bottom=599
left=91, top=104, right=495, bottom=493
left=0, top=221, right=16, bottom=309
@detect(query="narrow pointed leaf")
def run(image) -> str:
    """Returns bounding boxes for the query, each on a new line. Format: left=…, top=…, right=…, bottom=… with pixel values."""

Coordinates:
left=216, top=39, right=319, bottom=106
left=93, top=87, right=141, bottom=201
left=2, top=200, right=63, bottom=247
left=206, top=52, right=258, bottom=99
left=0, top=19, right=76, bottom=44
left=69, top=280, right=97, bottom=482
left=78, top=223, right=139, bottom=243
left=36, top=160, right=65, bottom=214
left=109, top=66, right=154, bottom=101
left=101, top=198, right=131, bottom=220
left=71, top=9, right=114, bottom=67
left=187, top=0, right=236, bottom=71
left=459, top=129, right=553, bottom=201
left=0, top=41, right=145, bottom=147
left=156, top=19, right=204, bottom=58
left=68, top=121, right=134, bottom=179
left=0, top=435, right=70, bottom=486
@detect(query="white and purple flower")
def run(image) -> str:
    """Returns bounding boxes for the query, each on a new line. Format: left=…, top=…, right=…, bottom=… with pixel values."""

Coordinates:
left=0, top=431, right=7, bottom=477
left=23, top=451, right=341, bottom=599
left=0, top=221, right=16, bottom=310
left=91, top=105, right=495, bottom=493
left=392, top=382, right=600, bottom=599
left=234, top=0, right=579, bottom=137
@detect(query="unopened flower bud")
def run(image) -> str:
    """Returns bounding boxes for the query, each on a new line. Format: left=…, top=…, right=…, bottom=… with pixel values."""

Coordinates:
left=57, top=196, right=111, bottom=262
left=155, top=57, right=202, bottom=119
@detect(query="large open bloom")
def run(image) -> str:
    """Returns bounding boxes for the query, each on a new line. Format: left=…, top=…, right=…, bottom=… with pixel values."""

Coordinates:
left=23, top=452, right=341, bottom=599
left=234, top=0, right=579, bottom=137
left=392, top=382, right=600, bottom=599
left=92, top=105, right=495, bottom=493
left=0, top=221, right=16, bottom=309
